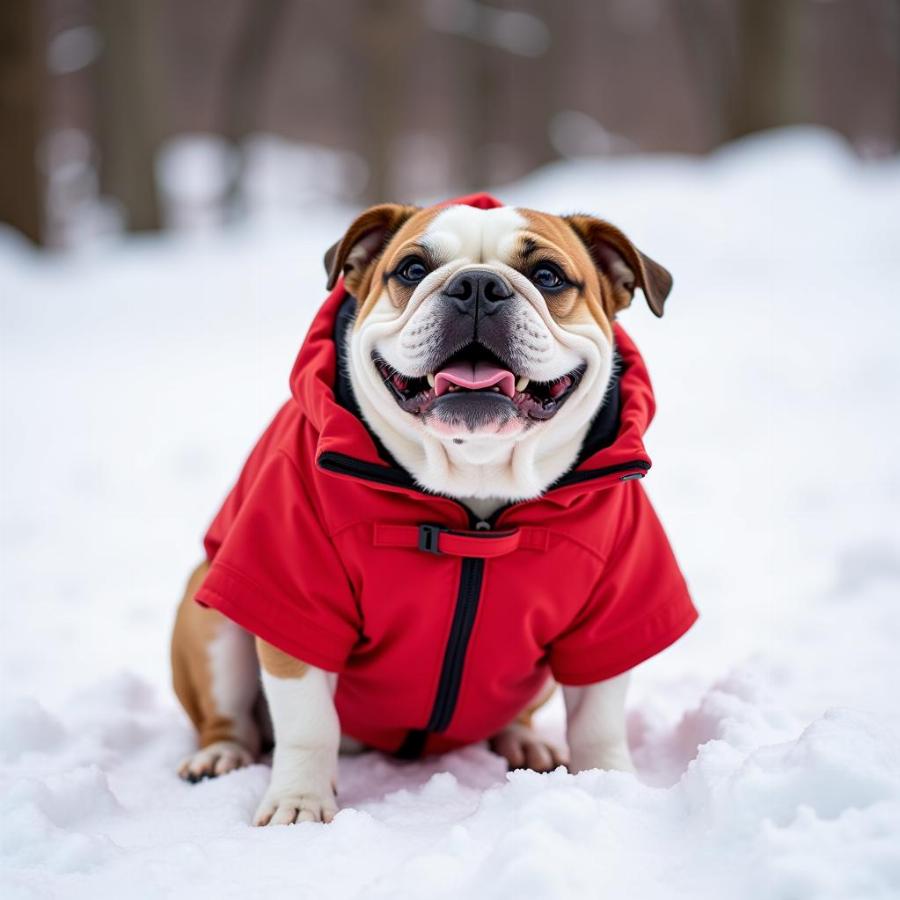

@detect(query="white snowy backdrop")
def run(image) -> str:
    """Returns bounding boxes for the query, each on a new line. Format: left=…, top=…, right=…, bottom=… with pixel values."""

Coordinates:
left=2, top=128, right=899, bottom=899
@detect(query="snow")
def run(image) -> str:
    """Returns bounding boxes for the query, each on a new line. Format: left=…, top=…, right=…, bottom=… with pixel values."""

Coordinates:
left=2, top=127, right=900, bottom=898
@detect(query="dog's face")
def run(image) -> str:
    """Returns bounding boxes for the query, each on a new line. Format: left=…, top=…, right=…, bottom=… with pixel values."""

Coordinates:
left=326, top=203, right=671, bottom=499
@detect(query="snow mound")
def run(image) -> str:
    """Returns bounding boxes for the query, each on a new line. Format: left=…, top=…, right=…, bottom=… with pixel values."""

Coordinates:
left=2, top=128, right=900, bottom=897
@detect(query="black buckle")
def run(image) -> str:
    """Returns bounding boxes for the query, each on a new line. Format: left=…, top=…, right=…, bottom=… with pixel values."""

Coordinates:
left=418, top=523, right=447, bottom=554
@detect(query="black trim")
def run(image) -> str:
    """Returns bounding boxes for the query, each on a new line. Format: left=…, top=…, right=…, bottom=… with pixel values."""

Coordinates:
left=317, top=451, right=417, bottom=490
left=553, top=459, right=651, bottom=488
left=479, top=459, right=649, bottom=527
left=332, top=295, right=362, bottom=419
left=333, top=294, right=403, bottom=468
left=426, top=557, right=485, bottom=733
left=317, top=451, right=649, bottom=500
left=575, top=366, right=621, bottom=462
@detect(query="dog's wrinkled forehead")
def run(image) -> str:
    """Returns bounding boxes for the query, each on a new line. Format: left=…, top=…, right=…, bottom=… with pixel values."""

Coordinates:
left=419, top=206, right=528, bottom=265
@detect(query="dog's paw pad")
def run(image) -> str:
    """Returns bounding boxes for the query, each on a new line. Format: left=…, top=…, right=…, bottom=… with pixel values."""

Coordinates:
left=490, top=723, right=568, bottom=773
left=178, top=740, right=255, bottom=782
left=253, top=791, right=337, bottom=826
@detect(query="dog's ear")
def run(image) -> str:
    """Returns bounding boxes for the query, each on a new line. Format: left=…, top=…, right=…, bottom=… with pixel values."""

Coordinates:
left=324, top=204, right=419, bottom=295
left=564, top=215, right=672, bottom=318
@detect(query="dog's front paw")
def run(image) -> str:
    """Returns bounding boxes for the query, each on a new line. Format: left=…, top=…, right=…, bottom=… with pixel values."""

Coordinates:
left=567, top=741, right=635, bottom=775
left=253, top=788, right=338, bottom=826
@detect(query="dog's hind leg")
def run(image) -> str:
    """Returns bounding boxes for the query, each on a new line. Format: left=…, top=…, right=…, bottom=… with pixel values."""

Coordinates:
left=171, top=562, right=261, bottom=781
left=489, top=680, right=568, bottom=772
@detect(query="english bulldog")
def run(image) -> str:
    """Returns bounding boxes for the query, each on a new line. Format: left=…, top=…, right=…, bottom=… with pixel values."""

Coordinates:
left=170, top=195, right=696, bottom=826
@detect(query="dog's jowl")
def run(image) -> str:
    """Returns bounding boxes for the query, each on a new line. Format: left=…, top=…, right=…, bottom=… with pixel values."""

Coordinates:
left=170, top=193, right=697, bottom=826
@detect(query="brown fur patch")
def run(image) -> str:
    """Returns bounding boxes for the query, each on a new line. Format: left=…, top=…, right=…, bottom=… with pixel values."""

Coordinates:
left=256, top=638, right=310, bottom=679
left=513, top=210, right=615, bottom=340
left=324, top=203, right=421, bottom=295
left=352, top=206, right=442, bottom=326
left=563, top=214, right=673, bottom=318
left=170, top=561, right=258, bottom=749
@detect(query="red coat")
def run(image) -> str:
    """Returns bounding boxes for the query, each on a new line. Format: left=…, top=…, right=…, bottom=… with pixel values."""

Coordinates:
left=195, top=194, right=697, bottom=757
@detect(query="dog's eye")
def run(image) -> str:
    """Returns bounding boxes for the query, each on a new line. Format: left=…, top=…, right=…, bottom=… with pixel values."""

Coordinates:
left=531, top=264, right=566, bottom=290
left=396, top=257, right=429, bottom=285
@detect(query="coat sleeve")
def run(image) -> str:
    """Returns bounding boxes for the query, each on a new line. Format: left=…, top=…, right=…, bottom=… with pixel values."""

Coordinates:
left=548, top=482, right=698, bottom=685
left=195, top=447, right=360, bottom=673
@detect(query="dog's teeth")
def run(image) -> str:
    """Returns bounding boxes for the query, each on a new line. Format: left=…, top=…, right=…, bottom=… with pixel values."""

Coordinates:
left=426, top=373, right=435, bottom=387
left=516, top=376, right=530, bottom=392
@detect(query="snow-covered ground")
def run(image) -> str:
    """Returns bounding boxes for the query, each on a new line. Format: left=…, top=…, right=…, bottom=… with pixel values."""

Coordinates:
left=2, top=128, right=899, bottom=899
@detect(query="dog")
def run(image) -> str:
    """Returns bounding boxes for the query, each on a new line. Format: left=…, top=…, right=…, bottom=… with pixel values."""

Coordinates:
left=171, top=193, right=697, bottom=826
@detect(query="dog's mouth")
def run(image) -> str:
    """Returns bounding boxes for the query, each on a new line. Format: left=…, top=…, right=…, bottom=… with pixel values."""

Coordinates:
left=372, top=343, right=585, bottom=424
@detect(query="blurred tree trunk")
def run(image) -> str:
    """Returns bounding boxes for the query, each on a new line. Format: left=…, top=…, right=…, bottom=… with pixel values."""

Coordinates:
left=220, top=0, right=287, bottom=217
left=95, top=0, right=165, bottom=232
left=458, top=5, right=495, bottom=192
left=526, top=0, right=560, bottom=170
left=356, top=0, right=413, bottom=203
left=457, top=2, right=556, bottom=191
left=673, top=0, right=735, bottom=148
left=0, top=0, right=43, bottom=244
left=727, top=0, right=806, bottom=139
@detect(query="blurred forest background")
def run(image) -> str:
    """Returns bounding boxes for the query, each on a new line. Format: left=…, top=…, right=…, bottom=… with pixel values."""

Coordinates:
left=2, top=0, right=899, bottom=247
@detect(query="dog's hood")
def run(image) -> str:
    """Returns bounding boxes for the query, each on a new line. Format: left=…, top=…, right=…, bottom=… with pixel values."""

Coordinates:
left=289, top=192, right=655, bottom=505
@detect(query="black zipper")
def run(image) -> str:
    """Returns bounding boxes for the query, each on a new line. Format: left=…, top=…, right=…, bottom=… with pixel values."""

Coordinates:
left=392, top=554, right=485, bottom=760
left=317, top=449, right=648, bottom=757
left=426, top=556, right=485, bottom=732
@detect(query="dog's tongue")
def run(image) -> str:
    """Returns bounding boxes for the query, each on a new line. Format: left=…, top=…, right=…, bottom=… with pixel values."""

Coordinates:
left=434, top=361, right=515, bottom=398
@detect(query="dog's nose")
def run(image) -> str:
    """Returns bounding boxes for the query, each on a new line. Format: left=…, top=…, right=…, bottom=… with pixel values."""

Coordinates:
left=443, top=269, right=514, bottom=316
